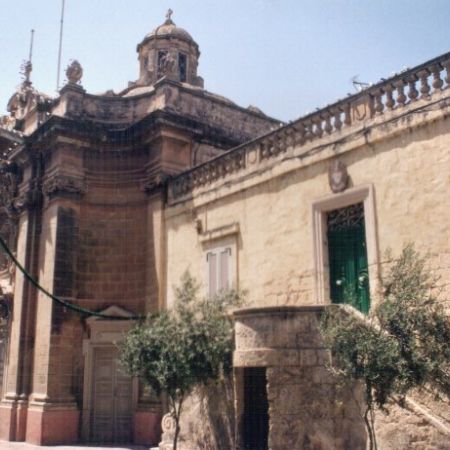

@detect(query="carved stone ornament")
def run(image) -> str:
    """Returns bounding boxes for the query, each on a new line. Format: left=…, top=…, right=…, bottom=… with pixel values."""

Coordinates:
left=66, top=60, right=83, bottom=85
left=0, top=294, right=12, bottom=321
left=161, top=412, right=176, bottom=440
left=0, top=161, right=19, bottom=215
left=143, top=171, right=168, bottom=193
left=328, top=159, right=349, bottom=193
left=42, top=175, right=87, bottom=198
left=158, top=50, right=178, bottom=80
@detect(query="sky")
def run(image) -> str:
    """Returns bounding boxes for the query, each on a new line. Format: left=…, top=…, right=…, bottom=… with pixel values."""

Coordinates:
left=1, top=0, right=450, bottom=121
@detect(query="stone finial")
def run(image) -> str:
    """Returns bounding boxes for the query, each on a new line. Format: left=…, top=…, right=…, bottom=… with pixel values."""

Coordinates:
left=66, top=60, right=83, bottom=85
left=20, top=60, right=32, bottom=85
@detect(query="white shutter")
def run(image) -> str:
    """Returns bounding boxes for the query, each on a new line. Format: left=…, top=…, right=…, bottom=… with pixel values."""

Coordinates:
left=219, top=247, right=231, bottom=290
left=207, top=251, right=218, bottom=297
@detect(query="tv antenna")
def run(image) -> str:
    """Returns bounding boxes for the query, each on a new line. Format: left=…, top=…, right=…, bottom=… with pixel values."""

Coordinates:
left=351, top=75, right=370, bottom=92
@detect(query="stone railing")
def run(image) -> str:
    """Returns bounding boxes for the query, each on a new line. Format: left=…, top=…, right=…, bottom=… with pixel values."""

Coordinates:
left=169, top=51, right=450, bottom=200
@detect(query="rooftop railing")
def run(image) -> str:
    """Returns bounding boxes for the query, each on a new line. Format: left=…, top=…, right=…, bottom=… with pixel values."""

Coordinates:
left=169, top=51, right=450, bottom=200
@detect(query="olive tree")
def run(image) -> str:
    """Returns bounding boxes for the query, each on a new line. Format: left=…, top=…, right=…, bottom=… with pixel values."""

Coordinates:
left=321, top=245, right=450, bottom=450
left=120, top=272, right=243, bottom=450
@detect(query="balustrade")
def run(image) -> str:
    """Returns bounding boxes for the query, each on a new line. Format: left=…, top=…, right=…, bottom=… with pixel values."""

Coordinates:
left=170, top=53, right=450, bottom=200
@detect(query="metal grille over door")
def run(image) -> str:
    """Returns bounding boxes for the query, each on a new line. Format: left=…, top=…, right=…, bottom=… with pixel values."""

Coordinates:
left=91, top=347, right=133, bottom=444
left=327, top=202, right=370, bottom=313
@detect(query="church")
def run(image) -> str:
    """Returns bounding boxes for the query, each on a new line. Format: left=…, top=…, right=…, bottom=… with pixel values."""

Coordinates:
left=0, top=10, right=449, bottom=449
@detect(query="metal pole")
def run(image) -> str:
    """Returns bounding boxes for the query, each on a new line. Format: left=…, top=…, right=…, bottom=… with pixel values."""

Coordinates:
left=29, top=29, right=35, bottom=62
left=56, top=0, right=66, bottom=91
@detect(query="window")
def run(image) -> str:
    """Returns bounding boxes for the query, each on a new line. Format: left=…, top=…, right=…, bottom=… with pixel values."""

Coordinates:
left=157, top=51, right=168, bottom=77
left=178, top=53, right=187, bottom=82
left=206, top=246, right=232, bottom=297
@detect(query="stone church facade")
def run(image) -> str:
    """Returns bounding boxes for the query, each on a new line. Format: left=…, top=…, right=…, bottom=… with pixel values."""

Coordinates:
left=0, top=12, right=449, bottom=449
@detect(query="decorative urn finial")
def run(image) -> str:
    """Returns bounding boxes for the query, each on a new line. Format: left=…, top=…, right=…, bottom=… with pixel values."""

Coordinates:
left=20, top=60, right=33, bottom=85
left=65, top=60, right=83, bottom=85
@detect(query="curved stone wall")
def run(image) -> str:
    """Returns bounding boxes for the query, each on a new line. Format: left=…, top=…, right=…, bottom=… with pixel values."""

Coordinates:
left=233, top=306, right=366, bottom=450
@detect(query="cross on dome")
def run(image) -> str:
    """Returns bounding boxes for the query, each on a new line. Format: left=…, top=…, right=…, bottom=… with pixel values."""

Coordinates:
left=165, top=8, right=173, bottom=24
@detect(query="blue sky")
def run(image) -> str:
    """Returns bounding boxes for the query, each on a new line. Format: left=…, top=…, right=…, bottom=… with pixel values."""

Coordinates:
left=1, top=0, right=450, bottom=121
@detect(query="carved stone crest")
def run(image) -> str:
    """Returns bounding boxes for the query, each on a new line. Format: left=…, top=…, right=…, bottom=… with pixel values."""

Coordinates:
left=66, top=60, right=83, bottom=85
left=328, top=159, right=349, bottom=193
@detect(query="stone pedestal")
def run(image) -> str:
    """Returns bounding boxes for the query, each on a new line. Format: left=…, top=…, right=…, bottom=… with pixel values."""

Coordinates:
left=233, top=305, right=367, bottom=450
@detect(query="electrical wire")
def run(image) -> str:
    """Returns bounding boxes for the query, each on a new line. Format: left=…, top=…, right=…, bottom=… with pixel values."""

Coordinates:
left=0, top=233, right=144, bottom=321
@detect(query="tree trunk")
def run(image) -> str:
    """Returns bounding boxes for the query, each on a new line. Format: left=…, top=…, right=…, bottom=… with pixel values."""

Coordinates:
left=363, top=406, right=373, bottom=450
left=171, top=396, right=183, bottom=450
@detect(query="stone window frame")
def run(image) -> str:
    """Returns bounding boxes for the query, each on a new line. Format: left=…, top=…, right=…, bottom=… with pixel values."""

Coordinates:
left=311, top=184, right=379, bottom=306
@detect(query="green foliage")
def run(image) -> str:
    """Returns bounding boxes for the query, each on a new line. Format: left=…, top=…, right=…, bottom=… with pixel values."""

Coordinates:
left=119, top=272, right=244, bottom=450
left=321, top=244, right=450, bottom=449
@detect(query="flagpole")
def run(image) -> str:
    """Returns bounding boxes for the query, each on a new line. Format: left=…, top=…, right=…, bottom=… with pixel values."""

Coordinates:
left=56, top=0, right=66, bottom=92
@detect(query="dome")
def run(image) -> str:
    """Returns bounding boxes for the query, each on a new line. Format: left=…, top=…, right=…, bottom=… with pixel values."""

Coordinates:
left=147, top=20, right=193, bottom=42
left=138, top=10, right=197, bottom=49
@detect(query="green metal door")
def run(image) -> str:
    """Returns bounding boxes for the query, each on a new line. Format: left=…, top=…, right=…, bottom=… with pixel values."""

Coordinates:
left=327, top=203, right=370, bottom=313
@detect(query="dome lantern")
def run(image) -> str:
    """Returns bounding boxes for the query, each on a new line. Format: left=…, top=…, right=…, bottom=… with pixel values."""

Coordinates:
left=136, top=10, right=203, bottom=88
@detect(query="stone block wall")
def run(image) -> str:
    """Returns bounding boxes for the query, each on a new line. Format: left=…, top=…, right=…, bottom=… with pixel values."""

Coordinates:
left=233, top=306, right=366, bottom=450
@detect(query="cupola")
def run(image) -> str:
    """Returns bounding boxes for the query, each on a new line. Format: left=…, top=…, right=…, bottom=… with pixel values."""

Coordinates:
left=136, top=10, right=204, bottom=88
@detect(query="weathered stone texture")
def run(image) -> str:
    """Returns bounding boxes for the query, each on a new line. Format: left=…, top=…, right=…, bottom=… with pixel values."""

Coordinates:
left=165, top=90, right=450, bottom=310
left=233, top=307, right=366, bottom=450
left=375, top=402, right=450, bottom=450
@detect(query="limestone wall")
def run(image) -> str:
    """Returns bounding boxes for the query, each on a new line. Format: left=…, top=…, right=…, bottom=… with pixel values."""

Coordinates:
left=233, top=306, right=366, bottom=450
left=165, top=89, right=450, bottom=311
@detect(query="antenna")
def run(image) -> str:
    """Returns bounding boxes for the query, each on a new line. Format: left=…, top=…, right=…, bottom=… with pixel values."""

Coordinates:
left=29, top=29, right=35, bottom=63
left=351, top=75, right=370, bottom=92
left=56, top=0, right=66, bottom=92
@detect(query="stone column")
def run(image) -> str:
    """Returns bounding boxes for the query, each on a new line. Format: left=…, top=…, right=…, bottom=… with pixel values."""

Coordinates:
left=0, top=211, right=32, bottom=441
left=26, top=198, right=81, bottom=445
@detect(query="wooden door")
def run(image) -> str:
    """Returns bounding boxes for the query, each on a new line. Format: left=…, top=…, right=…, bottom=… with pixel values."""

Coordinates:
left=91, top=347, right=133, bottom=443
left=327, top=203, right=370, bottom=313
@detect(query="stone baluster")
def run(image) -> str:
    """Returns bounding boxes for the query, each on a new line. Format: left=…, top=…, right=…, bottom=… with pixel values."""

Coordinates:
left=395, top=79, right=407, bottom=106
left=373, top=88, right=384, bottom=115
left=407, top=75, right=419, bottom=101
left=260, top=141, right=268, bottom=159
left=295, top=122, right=307, bottom=146
left=441, top=59, right=450, bottom=88
left=323, top=112, right=333, bottom=134
left=384, top=84, right=395, bottom=110
left=285, top=128, right=294, bottom=148
left=417, top=69, right=431, bottom=98
left=430, top=64, right=443, bottom=91
left=333, top=108, right=342, bottom=130
left=267, top=138, right=275, bottom=156
left=302, top=120, right=312, bottom=141
left=312, top=116, right=323, bottom=138
left=342, top=103, right=351, bottom=126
